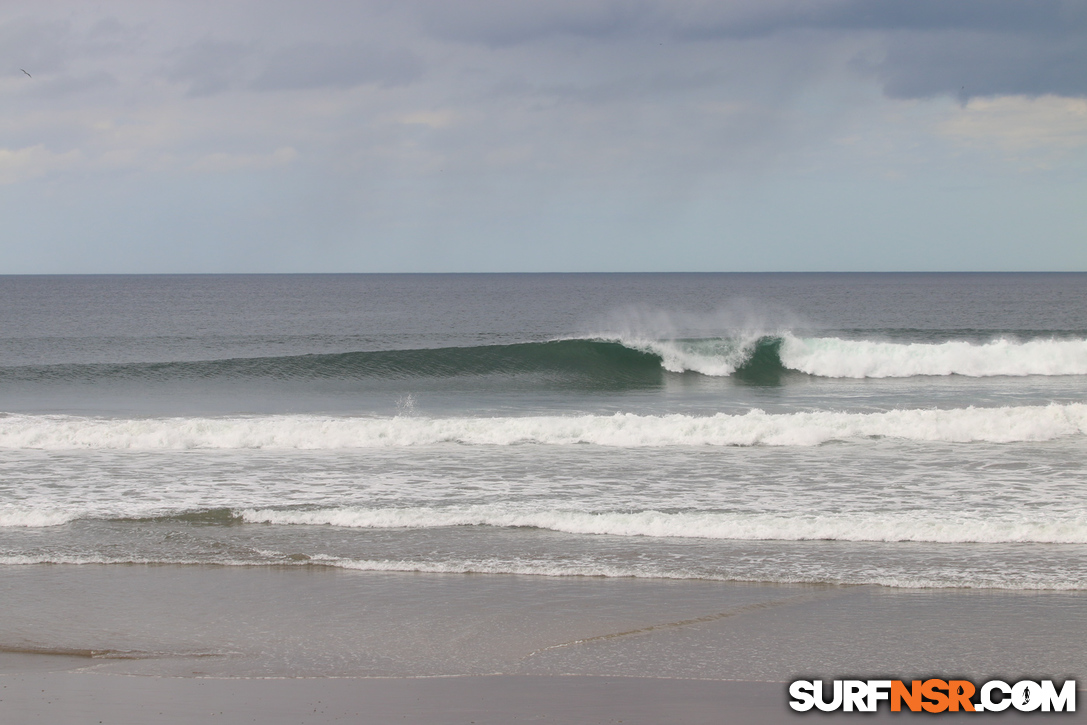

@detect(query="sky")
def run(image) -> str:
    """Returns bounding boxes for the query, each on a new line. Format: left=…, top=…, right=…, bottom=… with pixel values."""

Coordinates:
left=1, top=0, right=1085, bottom=273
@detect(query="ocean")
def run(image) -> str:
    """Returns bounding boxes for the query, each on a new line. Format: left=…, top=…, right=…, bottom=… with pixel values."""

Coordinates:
left=2, top=272, right=1084, bottom=597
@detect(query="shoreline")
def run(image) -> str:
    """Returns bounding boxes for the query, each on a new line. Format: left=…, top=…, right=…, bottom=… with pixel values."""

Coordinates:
left=3, top=565, right=1084, bottom=722
left=3, top=565, right=1084, bottom=671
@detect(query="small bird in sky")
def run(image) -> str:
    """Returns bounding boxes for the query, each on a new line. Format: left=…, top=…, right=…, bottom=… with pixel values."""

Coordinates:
left=21, top=69, right=32, bottom=78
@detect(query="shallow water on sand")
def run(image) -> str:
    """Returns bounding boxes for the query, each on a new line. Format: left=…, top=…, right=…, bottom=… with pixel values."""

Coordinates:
left=1, top=566, right=1083, bottom=681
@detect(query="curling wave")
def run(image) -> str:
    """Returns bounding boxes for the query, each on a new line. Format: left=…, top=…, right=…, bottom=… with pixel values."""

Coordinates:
left=0, top=403, right=1084, bottom=449
left=2, top=334, right=1083, bottom=386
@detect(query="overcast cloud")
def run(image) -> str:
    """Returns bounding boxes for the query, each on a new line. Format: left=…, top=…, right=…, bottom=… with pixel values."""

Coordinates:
left=1, top=0, right=1084, bottom=272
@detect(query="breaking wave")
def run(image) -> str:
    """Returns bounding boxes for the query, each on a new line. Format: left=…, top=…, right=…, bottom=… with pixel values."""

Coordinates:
left=777, top=335, right=1087, bottom=378
left=621, top=334, right=1087, bottom=378
left=2, top=335, right=1084, bottom=386
left=0, top=507, right=76, bottom=527
left=0, top=403, right=1084, bottom=449
left=240, top=505, right=1087, bottom=545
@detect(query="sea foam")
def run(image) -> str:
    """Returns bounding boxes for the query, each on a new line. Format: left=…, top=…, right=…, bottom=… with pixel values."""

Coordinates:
left=0, top=507, right=75, bottom=527
left=777, top=335, right=1087, bottom=378
left=619, top=336, right=761, bottom=376
left=604, top=334, right=1087, bottom=378
left=0, top=552, right=1079, bottom=589
left=0, top=404, right=1083, bottom=450
left=240, top=505, right=1087, bottom=544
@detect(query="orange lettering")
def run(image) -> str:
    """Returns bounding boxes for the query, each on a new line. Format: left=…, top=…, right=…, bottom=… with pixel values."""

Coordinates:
left=891, top=680, right=923, bottom=712
left=948, top=680, right=976, bottom=712
left=921, top=679, right=949, bottom=713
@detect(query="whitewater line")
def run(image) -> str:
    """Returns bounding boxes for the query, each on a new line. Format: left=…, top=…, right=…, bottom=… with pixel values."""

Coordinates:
left=778, top=335, right=1087, bottom=378
left=0, top=403, right=1083, bottom=450
left=239, top=506, right=1087, bottom=544
left=592, top=334, right=1087, bottom=378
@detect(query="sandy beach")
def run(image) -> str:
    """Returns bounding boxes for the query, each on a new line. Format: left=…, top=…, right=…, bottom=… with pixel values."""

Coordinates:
left=4, top=672, right=1084, bottom=724
left=0, top=674, right=799, bottom=725
left=2, top=565, right=1084, bottom=723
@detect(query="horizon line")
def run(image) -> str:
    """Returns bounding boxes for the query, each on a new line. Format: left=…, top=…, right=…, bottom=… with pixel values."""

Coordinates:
left=0, top=270, right=1084, bottom=278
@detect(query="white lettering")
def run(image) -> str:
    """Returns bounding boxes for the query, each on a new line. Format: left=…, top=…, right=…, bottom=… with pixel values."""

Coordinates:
left=866, top=680, right=892, bottom=711
left=813, top=680, right=843, bottom=712
left=843, top=680, right=870, bottom=712
left=980, top=681, right=1012, bottom=712
left=788, top=680, right=816, bottom=712
left=1012, top=680, right=1043, bottom=712
left=1041, top=680, right=1076, bottom=712
left=789, top=677, right=1076, bottom=713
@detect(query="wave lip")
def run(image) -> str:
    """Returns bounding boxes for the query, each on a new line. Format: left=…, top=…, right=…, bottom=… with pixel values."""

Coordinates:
left=239, top=505, right=1087, bottom=545
left=0, top=403, right=1084, bottom=450
left=599, top=335, right=766, bottom=377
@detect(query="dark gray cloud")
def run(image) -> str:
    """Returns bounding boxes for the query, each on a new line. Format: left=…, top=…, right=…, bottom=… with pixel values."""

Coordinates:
left=413, top=0, right=1087, bottom=99
left=672, top=0, right=1087, bottom=39
left=418, top=0, right=1086, bottom=43
left=871, top=31, right=1087, bottom=100
left=413, top=0, right=1087, bottom=43
left=720, top=0, right=1087, bottom=100
left=251, top=42, right=421, bottom=91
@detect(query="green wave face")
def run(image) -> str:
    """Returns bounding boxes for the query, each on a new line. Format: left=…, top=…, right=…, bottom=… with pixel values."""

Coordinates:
left=0, top=340, right=665, bottom=384
left=0, top=337, right=795, bottom=390
left=732, top=337, right=788, bottom=383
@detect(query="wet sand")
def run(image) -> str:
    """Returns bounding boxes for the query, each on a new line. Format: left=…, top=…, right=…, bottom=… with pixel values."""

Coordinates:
left=3, top=673, right=1083, bottom=724
left=1, top=674, right=786, bottom=725
left=1, top=565, right=1084, bottom=722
